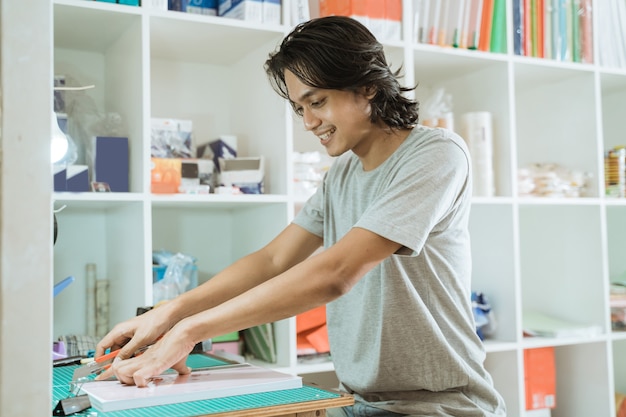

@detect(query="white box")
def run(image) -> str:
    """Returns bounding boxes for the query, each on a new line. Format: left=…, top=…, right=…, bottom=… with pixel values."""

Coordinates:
left=143, top=0, right=168, bottom=9
left=218, top=0, right=263, bottom=22
left=263, top=0, right=281, bottom=24
left=219, top=156, right=264, bottom=194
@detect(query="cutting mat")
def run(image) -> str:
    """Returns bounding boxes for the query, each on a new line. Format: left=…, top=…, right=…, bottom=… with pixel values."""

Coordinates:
left=53, top=354, right=343, bottom=416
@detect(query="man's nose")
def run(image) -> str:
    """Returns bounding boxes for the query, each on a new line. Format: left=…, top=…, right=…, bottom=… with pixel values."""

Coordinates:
left=302, top=108, right=321, bottom=131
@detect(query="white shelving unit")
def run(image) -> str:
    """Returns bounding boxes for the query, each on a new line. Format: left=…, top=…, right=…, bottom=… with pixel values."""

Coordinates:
left=52, top=1, right=626, bottom=416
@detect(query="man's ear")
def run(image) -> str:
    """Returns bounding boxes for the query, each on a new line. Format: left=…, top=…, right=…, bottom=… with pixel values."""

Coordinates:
left=363, top=85, right=377, bottom=100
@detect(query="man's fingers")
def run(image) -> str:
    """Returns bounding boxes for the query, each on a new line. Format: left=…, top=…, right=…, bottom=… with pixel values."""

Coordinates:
left=94, top=367, right=115, bottom=381
left=171, top=357, right=192, bottom=376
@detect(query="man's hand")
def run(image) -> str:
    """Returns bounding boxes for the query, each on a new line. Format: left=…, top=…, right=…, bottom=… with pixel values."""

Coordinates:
left=95, top=307, right=172, bottom=380
left=107, top=323, right=196, bottom=387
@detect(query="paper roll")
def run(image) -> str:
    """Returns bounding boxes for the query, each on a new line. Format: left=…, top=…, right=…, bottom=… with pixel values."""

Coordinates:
left=85, top=263, right=96, bottom=337
left=95, top=279, right=109, bottom=338
left=461, top=112, right=495, bottom=197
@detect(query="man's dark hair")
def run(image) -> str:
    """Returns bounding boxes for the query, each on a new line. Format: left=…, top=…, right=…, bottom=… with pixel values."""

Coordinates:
left=265, top=16, right=419, bottom=129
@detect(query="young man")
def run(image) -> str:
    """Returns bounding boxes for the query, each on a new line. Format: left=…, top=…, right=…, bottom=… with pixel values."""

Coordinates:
left=96, top=16, right=506, bottom=416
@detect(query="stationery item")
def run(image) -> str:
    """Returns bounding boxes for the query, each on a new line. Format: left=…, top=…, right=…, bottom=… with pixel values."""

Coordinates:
left=72, top=345, right=151, bottom=382
left=54, top=276, right=75, bottom=297
left=79, top=363, right=302, bottom=412
left=52, top=394, right=91, bottom=416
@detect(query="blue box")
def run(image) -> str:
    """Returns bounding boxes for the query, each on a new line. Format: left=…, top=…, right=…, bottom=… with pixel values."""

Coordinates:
left=54, top=167, right=67, bottom=192
left=187, top=0, right=217, bottom=14
left=92, top=136, right=129, bottom=192
left=205, top=137, right=237, bottom=173
left=66, top=165, right=90, bottom=192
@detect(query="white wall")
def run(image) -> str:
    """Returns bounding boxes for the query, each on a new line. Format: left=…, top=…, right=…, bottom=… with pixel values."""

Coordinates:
left=0, top=0, right=54, bottom=415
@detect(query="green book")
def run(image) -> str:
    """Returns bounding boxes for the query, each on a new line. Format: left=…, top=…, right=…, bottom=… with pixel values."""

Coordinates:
left=490, top=0, right=507, bottom=53
left=571, top=0, right=581, bottom=62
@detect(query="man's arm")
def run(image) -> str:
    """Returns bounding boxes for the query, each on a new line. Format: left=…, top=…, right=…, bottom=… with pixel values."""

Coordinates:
left=164, top=222, right=325, bottom=323
left=113, top=225, right=402, bottom=386
left=96, top=223, right=323, bottom=364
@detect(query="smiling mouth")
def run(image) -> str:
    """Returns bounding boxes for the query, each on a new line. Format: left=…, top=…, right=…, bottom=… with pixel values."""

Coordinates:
left=318, top=128, right=336, bottom=142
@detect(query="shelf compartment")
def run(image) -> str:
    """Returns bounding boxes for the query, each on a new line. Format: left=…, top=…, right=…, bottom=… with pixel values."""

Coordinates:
left=54, top=2, right=145, bottom=194
left=53, top=200, right=148, bottom=338
left=151, top=203, right=287, bottom=287
left=149, top=14, right=286, bottom=65
left=54, top=1, right=141, bottom=53
left=552, top=342, right=612, bottom=417
left=469, top=203, right=518, bottom=343
left=150, top=30, right=289, bottom=195
left=412, top=49, right=513, bottom=197
left=600, top=73, right=626, bottom=151
left=514, top=63, right=599, bottom=197
left=519, top=205, right=606, bottom=335
left=614, top=339, right=626, bottom=395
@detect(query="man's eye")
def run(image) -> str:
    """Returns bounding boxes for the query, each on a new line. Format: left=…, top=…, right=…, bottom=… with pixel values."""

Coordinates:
left=310, top=99, right=325, bottom=108
left=292, top=104, right=303, bottom=116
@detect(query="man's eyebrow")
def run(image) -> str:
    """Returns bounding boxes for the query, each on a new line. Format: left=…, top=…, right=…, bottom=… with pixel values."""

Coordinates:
left=293, top=88, right=318, bottom=104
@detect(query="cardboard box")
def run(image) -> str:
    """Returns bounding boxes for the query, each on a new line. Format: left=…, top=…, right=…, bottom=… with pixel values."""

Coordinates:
left=218, top=0, right=263, bottom=22
left=524, top=347, right=556, bottom=410
left=151, top=157, right=181, bottom=194
left=219, top=157, right=264, bottom=194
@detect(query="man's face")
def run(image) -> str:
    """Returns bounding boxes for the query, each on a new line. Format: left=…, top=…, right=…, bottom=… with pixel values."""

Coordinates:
left=285, top=70, right=375, bottom=158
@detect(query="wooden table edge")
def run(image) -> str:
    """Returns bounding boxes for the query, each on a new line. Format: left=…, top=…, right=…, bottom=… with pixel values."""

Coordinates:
left=197, top=387, right=354, bottom=417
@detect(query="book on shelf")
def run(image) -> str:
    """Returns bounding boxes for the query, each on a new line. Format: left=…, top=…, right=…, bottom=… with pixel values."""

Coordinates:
left=79, top=363, right=302, bottom=413
left=524, top=347, right=556, bottom=411
left=414, top=0, right=506, bottom=54
left=512, top=0, right=595, bottom=63
left=523, top=310, right=602, bottom=338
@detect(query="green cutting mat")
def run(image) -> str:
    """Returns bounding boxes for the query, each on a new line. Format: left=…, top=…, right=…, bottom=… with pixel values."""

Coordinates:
left=53, top=354, right=340, bottom=416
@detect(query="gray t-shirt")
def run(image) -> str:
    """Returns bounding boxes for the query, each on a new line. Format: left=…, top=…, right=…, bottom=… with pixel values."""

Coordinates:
left=293, top=126, right=506, bottom=416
